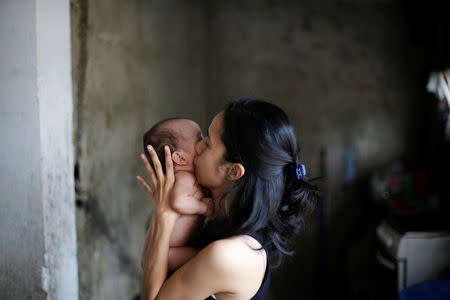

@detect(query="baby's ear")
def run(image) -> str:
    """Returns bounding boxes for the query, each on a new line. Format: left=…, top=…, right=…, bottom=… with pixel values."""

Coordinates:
left=172, top=151, right=188, bottom=166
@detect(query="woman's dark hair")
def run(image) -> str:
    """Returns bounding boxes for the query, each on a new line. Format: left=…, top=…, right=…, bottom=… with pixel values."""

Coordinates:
left=195, top=98, right=319, bottom=268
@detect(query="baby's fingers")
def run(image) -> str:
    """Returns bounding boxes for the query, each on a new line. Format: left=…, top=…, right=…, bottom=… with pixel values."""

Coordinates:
left=137, top=175, right=154, bottom=196
left=201, top=197, right=214, bottom=217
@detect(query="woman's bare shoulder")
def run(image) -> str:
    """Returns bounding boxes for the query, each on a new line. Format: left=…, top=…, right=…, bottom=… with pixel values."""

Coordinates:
left=210, top=235, right=265, bottom=256
left=201, top=235, right=267, bottom=296
left=204, top=236, right=266, bottom=279
left=160, top=235, right=267, bottom=299
left=206, top=234, right=264, bottom=252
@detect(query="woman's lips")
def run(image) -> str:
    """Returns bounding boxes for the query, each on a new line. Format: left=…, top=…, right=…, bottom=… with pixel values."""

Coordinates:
left=193, top=156, right=198, bottom=175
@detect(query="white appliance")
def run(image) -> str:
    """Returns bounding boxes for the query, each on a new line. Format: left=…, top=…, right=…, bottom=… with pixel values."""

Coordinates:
left=376, top=215, right=450, bottom=293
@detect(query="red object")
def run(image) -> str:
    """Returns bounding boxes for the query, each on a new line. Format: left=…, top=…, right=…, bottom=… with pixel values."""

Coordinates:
left=391, top=197, right=412, bottom=211
left=414, top=169, right=425, bottom=199
left=388, top=174, right=402, bottom=194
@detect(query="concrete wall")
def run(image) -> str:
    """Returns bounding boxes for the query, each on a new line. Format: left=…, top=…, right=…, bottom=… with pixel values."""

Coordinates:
left=0, top=0, right=78, bottom=299
left=206, top=0, right=426, bottom=200
left=71, top=0, right=208, bottom=298
left=71, top=0, right=429, bottom=299
left=0, top=2, right=44, bottom=297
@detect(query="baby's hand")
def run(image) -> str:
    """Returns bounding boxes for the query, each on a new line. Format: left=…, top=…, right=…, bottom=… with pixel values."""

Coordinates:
left=201, top=186, right=212, bottom=198
left=200, top=198, right=215, bottom=228
left=201, top=197, right=214, bottom=217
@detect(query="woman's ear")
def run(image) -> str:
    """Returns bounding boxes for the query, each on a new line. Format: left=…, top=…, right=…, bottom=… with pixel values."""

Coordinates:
left=172, top=151, right=188, bottom=166
left=227, top=163, right=245, bottom=181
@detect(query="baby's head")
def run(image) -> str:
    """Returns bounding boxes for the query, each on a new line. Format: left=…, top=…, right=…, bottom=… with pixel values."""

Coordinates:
left=143, top=118, right=202, bottom=173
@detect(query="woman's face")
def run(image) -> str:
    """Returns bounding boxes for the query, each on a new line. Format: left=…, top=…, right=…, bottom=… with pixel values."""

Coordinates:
left=194, top=111, right=230, bottom=197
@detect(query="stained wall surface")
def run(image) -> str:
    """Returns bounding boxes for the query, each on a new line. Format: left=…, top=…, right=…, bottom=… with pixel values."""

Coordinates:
left=0, top=2, right=45, bottom=298
left=1, top=0, right=78, bottom=299
left=71, top=0, right=208, bottom=299
left=71, top=0, right=429, bottom=299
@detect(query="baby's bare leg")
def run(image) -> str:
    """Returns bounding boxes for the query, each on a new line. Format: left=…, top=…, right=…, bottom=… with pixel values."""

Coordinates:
left=141, top=214, right=204, bottom=271
left=169, top=215, right=204, bottom=247
left=168, top=247, right=200, bottom=273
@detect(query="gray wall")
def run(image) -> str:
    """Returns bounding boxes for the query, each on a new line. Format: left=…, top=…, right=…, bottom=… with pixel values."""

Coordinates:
left=71, top=0, right=428, bottom=299
left=0, top=2, right=44, bottom=297
left=206, top=0, right=425, bottom=200
left=0, top=0, right=78, bottom=299
left=71, top=0, right=208, bottom=299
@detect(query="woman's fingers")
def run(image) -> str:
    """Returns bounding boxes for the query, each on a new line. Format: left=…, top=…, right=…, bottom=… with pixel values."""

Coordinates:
left=137, top=175, right=154, bottom=195
left=164, top=145, right=175, bottom=186
left=140, top=152, right=158, bottom=188
left=147, top=145, right=164, bottom=183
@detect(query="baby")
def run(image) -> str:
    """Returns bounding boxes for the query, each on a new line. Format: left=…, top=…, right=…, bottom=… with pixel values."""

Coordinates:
left=140, top=118, right=212, bottom=273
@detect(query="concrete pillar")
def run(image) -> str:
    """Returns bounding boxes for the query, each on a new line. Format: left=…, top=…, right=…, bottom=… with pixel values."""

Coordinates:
left=0, top=0, right=78, bottom=299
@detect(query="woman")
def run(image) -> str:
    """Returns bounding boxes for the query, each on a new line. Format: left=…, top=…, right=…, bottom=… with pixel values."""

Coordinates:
left=137, top=98, right=319, bottom=299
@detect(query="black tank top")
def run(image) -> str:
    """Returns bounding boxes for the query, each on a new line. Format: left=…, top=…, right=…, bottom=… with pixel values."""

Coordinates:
left=204, top=231, right=270, bottom=300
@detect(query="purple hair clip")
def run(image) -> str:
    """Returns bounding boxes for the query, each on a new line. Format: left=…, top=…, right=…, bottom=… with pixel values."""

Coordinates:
left=287, top=163, right=307, bottom=180
left=296, top=164, right=306, bottom=179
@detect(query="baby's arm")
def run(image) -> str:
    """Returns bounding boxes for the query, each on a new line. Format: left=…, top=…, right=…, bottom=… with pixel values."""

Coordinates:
left=170, top=172, right=213, bottom=216
left=168, top=247, right=200, bottom=274
left=164, top=173, right=211, bottom=273
left=141, top=173, right=211, bottom=273
left=141, top=222, right=201, bottom=272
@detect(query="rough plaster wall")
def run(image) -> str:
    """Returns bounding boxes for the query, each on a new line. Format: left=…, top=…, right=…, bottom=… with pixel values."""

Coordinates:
left=37, top=0, right=79, bottom=298
left=205, top=1, right=427, bottom=298
left=1, top=0, right=77, bottom=299
left=0, top=2, right=45, bottom=298
left=71, top=0, right=208, bottom=299
left=206, top=0, right=426, bottom=197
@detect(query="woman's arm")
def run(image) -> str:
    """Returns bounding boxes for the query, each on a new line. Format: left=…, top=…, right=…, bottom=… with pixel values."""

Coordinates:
left=141, top=215, right=203, bottom=271
left=137, top=145, right=179, bottom=300
left=142, top=214, right=176, bottom=300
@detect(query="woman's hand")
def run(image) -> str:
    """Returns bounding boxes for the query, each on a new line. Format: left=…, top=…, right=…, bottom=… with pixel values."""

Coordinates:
left=137, top=145, right=179, bottom=222
left=137, top=145, right=180, bottom=299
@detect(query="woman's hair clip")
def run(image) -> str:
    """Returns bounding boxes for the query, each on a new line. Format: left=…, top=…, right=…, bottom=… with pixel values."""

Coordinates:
left=296, top=164, right=306, bottom=179
left=287, top=163, right=306, bottom=180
